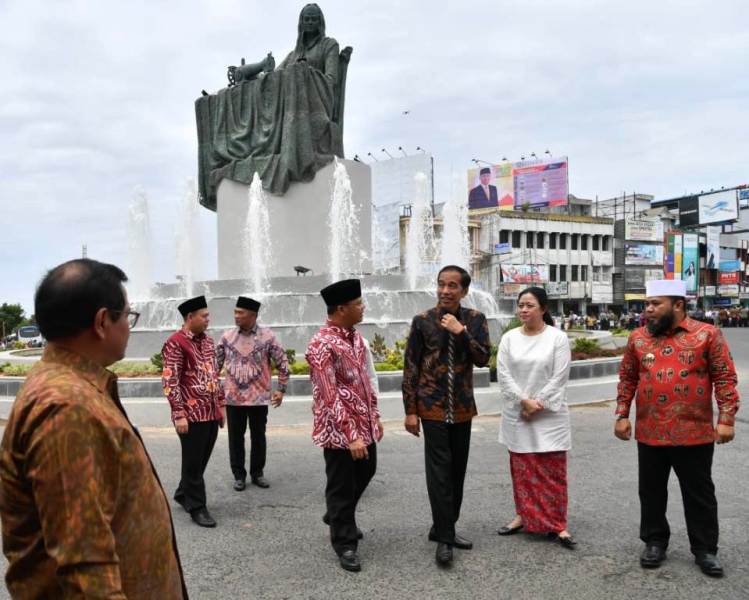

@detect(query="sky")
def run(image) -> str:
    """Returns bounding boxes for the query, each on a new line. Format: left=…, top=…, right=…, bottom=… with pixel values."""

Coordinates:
left=1, top=0, right=748, bottom=313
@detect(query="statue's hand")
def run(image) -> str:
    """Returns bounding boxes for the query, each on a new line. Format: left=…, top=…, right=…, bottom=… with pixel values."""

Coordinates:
left=227, top=65, right=238, bottom=86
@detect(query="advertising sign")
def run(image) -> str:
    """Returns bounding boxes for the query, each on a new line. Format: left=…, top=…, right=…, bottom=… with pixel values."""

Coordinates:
left=467, top=157, right=569, bottom=211
left=625, top=243, right=664, bottom=266
left=678, top=196, right=699, bottom=228
left=545, top=281, right=568, bottom=297
left=500, top=265, right=549, bottom=283
left=493, top=242, right=512, bottom=255
left=682, top=233, right=699, bottom=295
left=501, top=283, right=525, bottom=298
left=513, top=158, right=569, bottom=209
left=718, top=285, right=739, bottom=297
left=625, top=269, right=645, bottom=289
left=713, top=297, right=735, bottom=306
left=720, top=259, right=741, bottom=272
left=625, top=219, right=664, bottom=242
left=698, top=190, right=739, bottom=225
left=625, top=293, right=646, bottom=301
left=592, top=282, right=613, bottom=304
left=719, top=272, right=739, bottom=285
left=706, top=226, right=721, bottom=270
left=704, top=286, right=717, bottom=296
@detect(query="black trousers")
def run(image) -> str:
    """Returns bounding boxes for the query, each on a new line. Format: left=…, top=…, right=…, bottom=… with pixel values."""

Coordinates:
left=174, top=420, right=219, bottom=512
left=422, top=419, right=472, bottom=543
left=323, top=444, right=377, bottom=556
left=638, top=442, right=719, bottom=555
left=226, top=405, right=268, bottom=480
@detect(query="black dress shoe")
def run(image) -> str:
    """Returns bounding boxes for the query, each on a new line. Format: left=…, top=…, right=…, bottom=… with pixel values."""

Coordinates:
left=428, top=531, right=473, bottom=550
left=640, top=545, right=666, bottom=568
left=251, top=476, right=270, bottom=488
left=695, top=553, right=724, bottom=577
left=190, top=508, right=217, bottom=528
left=233, top=479, right=246, bottom=491
left=435, top=543, right=453, bottom=566
left=497, top=523, right=524, bottom=536
left=339, top=549, right=361, bottom=572
left=557, top=534, right=577, bottom=549
left=322, top=514, right=363, bottom=539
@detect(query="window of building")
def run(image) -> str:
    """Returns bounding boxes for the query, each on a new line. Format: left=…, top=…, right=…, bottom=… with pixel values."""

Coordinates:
left=526, top=231, right=534, bottom=248
left=581, top=265, right=588, bottom=280
left=602, top=236, right=610, bottom=251
left=549, top=233, right=557, bottom=249
left=560, top=234, right=567, bottom=250
left=559, top=265, right=567, bottom=281
left=550, top=264, right=557, bottom=281
left=571, top=234, right=579, bottom=250
left=592, top=235, right=600, bottom=251
left=536, top=232, right=545, bottom=249
left=512, top=231, right=521, bottom=247
left=581, top=235, right=588, bottom=251
left=499, top=230, right=509, bottom=244
left=593, top=266, right=601, bottom=282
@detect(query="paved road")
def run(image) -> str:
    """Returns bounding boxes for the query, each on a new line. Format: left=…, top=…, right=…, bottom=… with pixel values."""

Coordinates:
left=0, top=329, right=746, bottom=599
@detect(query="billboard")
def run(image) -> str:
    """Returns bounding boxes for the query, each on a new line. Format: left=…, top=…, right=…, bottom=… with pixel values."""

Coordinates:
left=501, top=283, right=525, bottom=298
left=625, top=268, right=665, bottom=289
left=500, top=264, right=549, bottom=283
left=467, top=157, right=568, bottom=211
left=719, top=272, right=739, bottom=285
left=665, top=232, right=682, bottom=279
left=545, top=281, right=568, bottom=297
left=698, top=190, right=739, bottom=225
left=706, top=226, right=721, bottom=270
left=625, top=243, right=663, bottom=265
left=592, top=282, right=613, bottom=304
left=625, top=218, right=664, bottom=242
left=681, top=233, right=699, bottom=295
left=718, top=284, right=739, bottom=297
left=720, top=259, right=741, bottom=271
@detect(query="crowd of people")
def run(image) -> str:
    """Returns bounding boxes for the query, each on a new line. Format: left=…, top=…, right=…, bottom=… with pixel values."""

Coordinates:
left=0, top=259, right=740, bottom=597
left=562, top=305, right=749, bottom=332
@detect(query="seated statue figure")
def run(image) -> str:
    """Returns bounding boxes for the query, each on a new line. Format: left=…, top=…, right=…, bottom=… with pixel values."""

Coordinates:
left=196, top=3, right=352, bottom=210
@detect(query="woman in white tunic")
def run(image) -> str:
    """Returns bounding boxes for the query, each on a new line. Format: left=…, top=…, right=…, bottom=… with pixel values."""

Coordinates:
left=496, top=287, right=576, bottom=548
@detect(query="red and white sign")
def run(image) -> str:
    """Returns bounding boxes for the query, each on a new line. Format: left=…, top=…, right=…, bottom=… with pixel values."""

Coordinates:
left=719, top=272, right=739, bottom=285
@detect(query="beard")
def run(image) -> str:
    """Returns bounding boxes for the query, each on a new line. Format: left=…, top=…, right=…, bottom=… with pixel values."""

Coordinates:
left=646, top=310, right=675, bottom=336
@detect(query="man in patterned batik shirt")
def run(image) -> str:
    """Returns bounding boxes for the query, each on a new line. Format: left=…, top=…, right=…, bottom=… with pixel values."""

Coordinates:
left=216, top=296, right=289, bottom=491
left=162, top=295, right=225, bottom=528
left=306, top=279, right=384, bottom=573
left=403, top=265, right=491, bottom=568
left=0, top=259, right=187, bottom=598
left=615, top=279, right=739, bottom=578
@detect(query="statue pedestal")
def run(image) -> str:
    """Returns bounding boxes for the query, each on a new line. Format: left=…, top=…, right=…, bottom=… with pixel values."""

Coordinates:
left=216, top=159, right=372, bottom=279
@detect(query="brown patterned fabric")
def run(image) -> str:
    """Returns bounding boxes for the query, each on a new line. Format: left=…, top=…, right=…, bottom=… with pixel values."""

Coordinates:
left=616, top=317, right=740, bottom=446
left=0, top=345, right=187, bottom=599
left=403, top=306, right=491, bottom=423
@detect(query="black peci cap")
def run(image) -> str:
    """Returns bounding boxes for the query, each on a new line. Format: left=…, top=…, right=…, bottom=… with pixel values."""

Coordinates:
left=177, top=295, right=208, bottom=317
left=320, top=279, right=362, bottom=307
left=236, top=296, right=261, bottom=312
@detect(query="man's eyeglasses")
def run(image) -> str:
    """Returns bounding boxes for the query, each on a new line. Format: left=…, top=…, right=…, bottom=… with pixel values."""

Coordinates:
left=110, top=309, right=140, bottom=329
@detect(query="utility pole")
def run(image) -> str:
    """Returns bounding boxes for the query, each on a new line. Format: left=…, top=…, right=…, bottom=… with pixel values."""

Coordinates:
left=82, top=244, right=88, bottom=258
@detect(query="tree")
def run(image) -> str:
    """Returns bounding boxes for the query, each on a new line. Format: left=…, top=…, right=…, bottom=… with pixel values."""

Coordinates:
left=0, top=303, right=26, bottom=338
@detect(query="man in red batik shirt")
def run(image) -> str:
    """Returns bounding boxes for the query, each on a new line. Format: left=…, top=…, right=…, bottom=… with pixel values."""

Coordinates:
left=306, top=279, right=383, bottom=573
left=162, top=295, right=225, bottom=528
left=615, top=279, right=739, bottom=578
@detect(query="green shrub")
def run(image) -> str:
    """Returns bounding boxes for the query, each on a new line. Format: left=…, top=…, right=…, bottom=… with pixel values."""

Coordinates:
left=374, top=362, right=401, bottom=372
left=285, top=348, right=296, bottom=365
left=501, top=317, right=522, bottom=337
left=370, top=333, right=387, bottom=362
left=572, top=337, right=599, bottom=354
left=289, top=360, right=310, bottom=375
left=150, top=352, right=163, bottom=371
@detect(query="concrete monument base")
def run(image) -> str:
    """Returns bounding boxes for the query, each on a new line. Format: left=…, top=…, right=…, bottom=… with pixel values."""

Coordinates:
left=216, top=159, right=372, bottom=280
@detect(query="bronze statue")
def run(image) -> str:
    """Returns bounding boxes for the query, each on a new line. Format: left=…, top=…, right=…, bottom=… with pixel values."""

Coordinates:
left=196, top=4, right=352, bottom=210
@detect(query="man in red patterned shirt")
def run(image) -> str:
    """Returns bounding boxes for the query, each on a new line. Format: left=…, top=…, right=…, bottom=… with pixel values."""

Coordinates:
left=615, top=279, right=739, bottom=577
left=162, top=295, right=225, bottom=528
left=306, top=279, right=384, bottom=573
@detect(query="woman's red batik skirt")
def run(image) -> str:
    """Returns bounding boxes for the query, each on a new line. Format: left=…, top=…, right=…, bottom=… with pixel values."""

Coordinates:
left=509, top=450, right=568, bottom=533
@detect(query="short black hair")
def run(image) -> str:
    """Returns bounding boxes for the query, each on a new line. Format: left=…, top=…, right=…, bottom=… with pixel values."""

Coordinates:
left=35, top=259, right=128, bottom=341
left=438, top=265, right=471, bottom=289
left=326, top=305, right=338, bottom=316
left=668, top=296, right=686, bottom=311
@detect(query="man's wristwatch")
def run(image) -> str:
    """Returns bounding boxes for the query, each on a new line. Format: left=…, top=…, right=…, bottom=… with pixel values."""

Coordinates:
left=277, top=386, right=286, bottom=394
left=617, top=415, right=629, bottom=420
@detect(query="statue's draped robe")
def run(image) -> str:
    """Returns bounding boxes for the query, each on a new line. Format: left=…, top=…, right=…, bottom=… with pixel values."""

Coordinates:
left=195, top=36, right=343, bottom=210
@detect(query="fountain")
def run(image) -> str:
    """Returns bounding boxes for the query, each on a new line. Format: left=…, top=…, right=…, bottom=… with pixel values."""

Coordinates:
left=175, top=178, right=202, bottom=297
left=440, top=194, right=471, bottom=269
left=405, top=172, right=437, bottom=289
left=327, top=159, right=363, bottom=281
left=243, top=173, right=273, bottom=293
left=126, top=187, right=152, bottom=300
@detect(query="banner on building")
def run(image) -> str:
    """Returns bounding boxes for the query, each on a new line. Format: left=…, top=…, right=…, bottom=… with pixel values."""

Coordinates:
left=719, top=272, right=739, bottom=285
left=625, top=268, right=664, bottom=290
left=493, top=242, right=512, bottom=254
left=624, top=293, right=646, bottom=301
left=592, top=282, right=613, bottom=304
left=706, top=226, right=721, bottom=270
left=625, top=218, right=663, bottom=242
left=698, top=190, right=739, bottom=225
left=625, top=243, right=663, bottom=266
left=467, top=157, right=568, bottom=211
left=500, top=264, right=549, bottom=283
left=682, top=233, right=699, bottom=295
left=704, top=286, right=717, bottom=296
left=501, top=283, right=525, bottom=298
left=545, top=281, right=569, bottom=297
left=718, top=285, right=739, bottom=297
left=719, top=259, right=740, bottom=272
left=665, top=232, right=683, bottom=279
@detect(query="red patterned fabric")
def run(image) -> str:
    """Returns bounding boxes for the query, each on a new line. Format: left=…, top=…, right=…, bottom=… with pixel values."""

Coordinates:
left=306, top=321, right=381, bottom=449
left=509, top=450, right=567, bottom=533
left=616, top=317, right=739, bottom=446
left=162, top=329, right=225, bottom=423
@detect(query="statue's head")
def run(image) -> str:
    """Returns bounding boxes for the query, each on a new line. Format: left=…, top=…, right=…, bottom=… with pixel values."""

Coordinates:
left=298, top=4, right=325, bottom=37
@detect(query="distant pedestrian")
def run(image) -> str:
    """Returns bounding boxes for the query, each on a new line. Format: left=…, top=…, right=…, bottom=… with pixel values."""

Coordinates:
left=615, top=279, right=738, bottom=577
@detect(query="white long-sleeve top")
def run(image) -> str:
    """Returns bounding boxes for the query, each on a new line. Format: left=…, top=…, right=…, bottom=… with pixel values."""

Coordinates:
left=362, top=338, right=379, bottom=396
left=498, top=325, right=572, bottom=453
